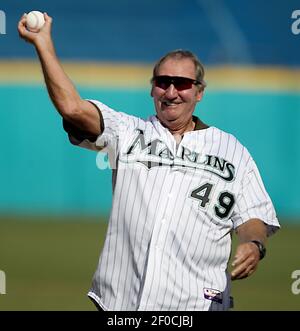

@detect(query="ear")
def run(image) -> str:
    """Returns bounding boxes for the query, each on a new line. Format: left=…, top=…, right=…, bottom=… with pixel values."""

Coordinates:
left=150, top=86, right=154, bottom=97
left=196, top=90, right=204, bottom=102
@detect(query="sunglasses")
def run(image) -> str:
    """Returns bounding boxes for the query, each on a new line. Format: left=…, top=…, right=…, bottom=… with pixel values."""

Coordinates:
left=152, top=75, right=201, bottom=91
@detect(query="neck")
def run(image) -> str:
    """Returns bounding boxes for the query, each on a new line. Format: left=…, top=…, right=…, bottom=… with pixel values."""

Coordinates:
left=169, top=119, right=195, bottom=136
left=167, top=118, right=195, bottom=145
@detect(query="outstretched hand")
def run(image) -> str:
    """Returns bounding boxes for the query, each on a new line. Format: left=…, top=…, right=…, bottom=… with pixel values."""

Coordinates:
left=231, top=241, right=260, bottom=280
left=18, top=13, right=53, bottom=48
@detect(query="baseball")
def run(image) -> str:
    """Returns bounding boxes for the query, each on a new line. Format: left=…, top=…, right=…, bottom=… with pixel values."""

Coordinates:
left=26, top=11, right=45, bottom=32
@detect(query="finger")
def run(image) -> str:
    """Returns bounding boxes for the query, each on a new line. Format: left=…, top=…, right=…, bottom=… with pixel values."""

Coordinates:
left=18, top=14, right=30, bottom=32
left=18, top=23, right=32, bottom=39
left=231, top=259, right=251, bottom=278
left=232, top=272, right=248, bottom=280
left=18, top=15, right=27, bottom=27
left=18, top=16, right=38, bottom=42
left=33, top=12, right=51, bottom=35
left=232, top=267, right=254, bottom=280
left=231, top=253, right=247, bottom=267
left=232, top=265, right=249, bottom=279
left=232, top=268, right=248, bottom=280
left=18, top=16, right=29, bottom=36
left=44, top=12, right=51, bottom=20
left=43, top=13, right=53, bottom=27
left=231, top=261, right=256, bottom=280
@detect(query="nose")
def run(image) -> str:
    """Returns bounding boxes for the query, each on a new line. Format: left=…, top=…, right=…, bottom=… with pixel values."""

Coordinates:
left=164, top=83, right=178, bottom=98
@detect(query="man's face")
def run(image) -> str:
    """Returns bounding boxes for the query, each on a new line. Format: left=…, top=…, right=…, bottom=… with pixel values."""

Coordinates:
left=151, top=57, right=203, bottom=128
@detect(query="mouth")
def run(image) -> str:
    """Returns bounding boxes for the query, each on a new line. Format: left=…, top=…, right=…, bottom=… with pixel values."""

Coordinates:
left=161, top=100, right=181, bottom=108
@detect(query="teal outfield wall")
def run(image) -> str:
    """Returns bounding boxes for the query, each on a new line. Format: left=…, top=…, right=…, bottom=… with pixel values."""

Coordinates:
left=1, top=85, right=299, bottom=219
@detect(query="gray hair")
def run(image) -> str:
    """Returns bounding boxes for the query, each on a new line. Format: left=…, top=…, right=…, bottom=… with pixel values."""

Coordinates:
left=151, top=49, right=207, bottom=90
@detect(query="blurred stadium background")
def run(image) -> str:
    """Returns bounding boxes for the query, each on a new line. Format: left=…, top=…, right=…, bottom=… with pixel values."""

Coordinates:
left=0, top=0, right=299, bottom=310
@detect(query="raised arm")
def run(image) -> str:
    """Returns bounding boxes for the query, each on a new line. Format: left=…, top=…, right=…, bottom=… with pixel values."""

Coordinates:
left=18, top=13, right=102, bottom=137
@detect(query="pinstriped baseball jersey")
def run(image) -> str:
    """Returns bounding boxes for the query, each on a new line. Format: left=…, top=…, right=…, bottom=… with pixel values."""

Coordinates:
left=65, top=99, right=279, bottom=311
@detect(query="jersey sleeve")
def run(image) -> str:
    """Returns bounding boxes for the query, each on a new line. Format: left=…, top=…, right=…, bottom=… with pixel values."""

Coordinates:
left=231, top=157, right=280, bottom=236
left=63, top=99, right=140, bottom=153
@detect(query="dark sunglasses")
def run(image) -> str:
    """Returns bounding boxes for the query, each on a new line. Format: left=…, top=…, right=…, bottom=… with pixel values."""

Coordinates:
left=152, top=75, right=201, bottom=91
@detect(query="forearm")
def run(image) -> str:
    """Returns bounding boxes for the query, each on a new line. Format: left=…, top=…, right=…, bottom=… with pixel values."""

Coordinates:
left=236, top=218, right=267, bottom=244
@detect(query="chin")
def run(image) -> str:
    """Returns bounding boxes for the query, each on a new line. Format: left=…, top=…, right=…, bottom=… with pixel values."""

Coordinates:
left=159, top=108, right=180, bottom=120
left=157, top=109, right=172, bottom=118
left=159, top=115, right=179, bottom=128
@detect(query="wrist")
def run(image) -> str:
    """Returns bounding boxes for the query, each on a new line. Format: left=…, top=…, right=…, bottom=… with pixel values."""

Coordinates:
left=250, top=240, right=266, bottom=260
left=35, top=37, right=55, bottom=55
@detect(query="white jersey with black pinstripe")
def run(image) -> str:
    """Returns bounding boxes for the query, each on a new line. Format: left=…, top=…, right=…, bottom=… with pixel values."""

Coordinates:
left=67, top=99, right=279, bottom=311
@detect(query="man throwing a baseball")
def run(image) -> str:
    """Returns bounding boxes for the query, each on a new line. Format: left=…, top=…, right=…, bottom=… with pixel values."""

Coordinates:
left=18, top=13, right=280, bottom=311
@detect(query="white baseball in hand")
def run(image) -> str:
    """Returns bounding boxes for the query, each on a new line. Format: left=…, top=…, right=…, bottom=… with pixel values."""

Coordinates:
left=26, top=11, right=45, bottom=32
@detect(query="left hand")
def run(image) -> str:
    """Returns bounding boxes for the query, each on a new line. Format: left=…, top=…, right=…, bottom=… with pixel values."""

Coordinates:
left=231, top=242, right=260, bottom=280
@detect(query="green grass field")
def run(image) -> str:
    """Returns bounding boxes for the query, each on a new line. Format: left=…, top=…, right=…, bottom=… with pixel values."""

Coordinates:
left=0, top=216, right=299, bottom=311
